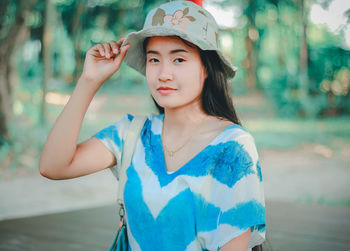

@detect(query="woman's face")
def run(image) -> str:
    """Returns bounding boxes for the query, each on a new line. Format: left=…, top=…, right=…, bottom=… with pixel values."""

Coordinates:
left=145, top=36, right=207, bottom=111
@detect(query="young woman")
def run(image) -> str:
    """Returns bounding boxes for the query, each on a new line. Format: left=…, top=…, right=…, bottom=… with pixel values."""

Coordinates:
left=39, top=1, right=266, bottom=250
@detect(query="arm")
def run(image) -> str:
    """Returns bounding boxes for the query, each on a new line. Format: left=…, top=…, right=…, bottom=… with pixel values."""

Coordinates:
left=39, top=39, right=130, bottom=180
left=219, top=228, right=251, bottom=251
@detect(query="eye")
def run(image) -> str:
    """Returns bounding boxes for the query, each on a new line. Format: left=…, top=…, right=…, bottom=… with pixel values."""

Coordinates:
left=174, top=58, right=185, bottom=63
left=148, top=58, right=159, bottom=63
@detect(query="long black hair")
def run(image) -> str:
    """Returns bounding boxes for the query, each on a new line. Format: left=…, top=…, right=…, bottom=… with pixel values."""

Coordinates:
left=144, top=36, right=241, bottom=125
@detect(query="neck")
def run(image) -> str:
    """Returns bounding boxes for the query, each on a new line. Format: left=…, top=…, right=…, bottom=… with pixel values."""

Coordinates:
left=163, top=101, right=208, bottom=133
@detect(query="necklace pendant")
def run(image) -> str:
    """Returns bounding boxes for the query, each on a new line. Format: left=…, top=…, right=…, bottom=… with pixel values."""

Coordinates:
left=169, top=151, right=174, bottom=157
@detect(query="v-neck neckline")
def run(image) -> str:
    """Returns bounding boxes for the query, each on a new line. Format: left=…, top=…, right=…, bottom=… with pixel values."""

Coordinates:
left=157, top=114, right=239, bottom=175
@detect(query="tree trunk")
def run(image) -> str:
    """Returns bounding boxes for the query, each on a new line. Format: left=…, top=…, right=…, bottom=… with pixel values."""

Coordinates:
left=299, top=0, right=308, bottom=78
left=0, top=0, right=38, bottom=143
left=0, top=66, right=11, bottom=143
left=242, top=0, right=259, bottom=93
left=40, top=0, right=55, bottom=124
left=71, top=2, right=87, bottom=84
left=298, top=0, right=311, bottom=116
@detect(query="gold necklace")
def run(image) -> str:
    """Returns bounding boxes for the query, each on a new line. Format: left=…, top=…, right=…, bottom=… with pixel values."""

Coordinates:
left=162, top=118, right=207, bottom=157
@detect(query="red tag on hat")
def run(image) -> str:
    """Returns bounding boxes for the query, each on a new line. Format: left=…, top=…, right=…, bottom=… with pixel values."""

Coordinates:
left=187, top=0, right=203, bottom=7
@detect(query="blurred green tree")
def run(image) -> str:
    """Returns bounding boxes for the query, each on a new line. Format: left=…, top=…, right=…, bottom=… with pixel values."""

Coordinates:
left=0, top=0, right=38, bottom=144
left=0, top=0, right=349, bottom=145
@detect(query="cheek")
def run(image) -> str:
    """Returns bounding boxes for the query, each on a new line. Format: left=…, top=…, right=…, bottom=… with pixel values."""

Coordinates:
left=146, top=67, right=156, bottom=86
left=190, top=65, right=206, bottom=90
left=199, top=63, right=207, bottom=83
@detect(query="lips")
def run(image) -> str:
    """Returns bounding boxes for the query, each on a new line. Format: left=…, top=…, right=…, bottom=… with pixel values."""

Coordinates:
left=157, top=86, right=176, bottom=95
left=157, top=86, right=176, bottom=91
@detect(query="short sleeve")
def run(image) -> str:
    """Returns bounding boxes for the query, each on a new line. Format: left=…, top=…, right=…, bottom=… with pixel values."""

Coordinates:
left=92, top=113, right=134, bottom=177
left=197, top=133, right=266, bottom=250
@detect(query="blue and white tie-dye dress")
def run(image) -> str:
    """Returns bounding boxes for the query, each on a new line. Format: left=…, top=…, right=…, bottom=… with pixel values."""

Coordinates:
left=94, top=113, right=266, bottom=251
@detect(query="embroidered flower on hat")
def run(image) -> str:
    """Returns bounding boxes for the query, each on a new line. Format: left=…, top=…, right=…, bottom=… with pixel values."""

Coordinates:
left=152, top=7, right=196, bottom=32
left=164, top=8, right=195, bottom=31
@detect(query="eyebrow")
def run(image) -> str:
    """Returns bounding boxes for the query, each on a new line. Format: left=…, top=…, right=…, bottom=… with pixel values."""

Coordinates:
left=146, top=49, right=189, bottom=55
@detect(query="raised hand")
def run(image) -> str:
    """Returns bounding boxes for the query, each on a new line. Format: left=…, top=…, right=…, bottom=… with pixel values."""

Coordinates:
left=81, top=37, right=131, bottom=88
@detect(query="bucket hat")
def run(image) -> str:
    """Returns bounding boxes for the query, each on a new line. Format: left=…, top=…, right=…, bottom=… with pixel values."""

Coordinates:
left=122, top=0, right=238, bottom=79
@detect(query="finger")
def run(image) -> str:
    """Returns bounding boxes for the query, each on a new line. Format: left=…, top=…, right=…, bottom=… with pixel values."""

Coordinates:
left=114, top=37, right=126, bottom=50
left=103, top=42, right=112, bottom=58
left=114, top=44, right=130, bottom=67
left=96, top=44, right=105, bottom=56
left=113, top=38, right=125, bottom=53
left=110, top=41, right=119, bottom=54
left=116, top=37, right=125, bottom=46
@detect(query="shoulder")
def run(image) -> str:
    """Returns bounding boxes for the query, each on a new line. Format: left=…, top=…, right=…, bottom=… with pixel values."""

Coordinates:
left=142, top=113, right=164, bottom=134
left=200, top=117, right=257, bottom=151
left=108, top=113, right=134, bottom=127
left=145, top=113, right=163, bottom=124
left=207, top=122, right=261, bottom=188
left=214, top=119, right=255, bottom=144
left=213, top=121, right=259, bottom=161
left=109, top=113, right=160, bottom=129
left=93, top=113, right=134, bottom=142
left=119, top=113, right=163, bottom=135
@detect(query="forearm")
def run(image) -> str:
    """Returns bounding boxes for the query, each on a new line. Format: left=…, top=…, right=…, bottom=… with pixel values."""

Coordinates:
left=39, top=76, right=99, bottom=175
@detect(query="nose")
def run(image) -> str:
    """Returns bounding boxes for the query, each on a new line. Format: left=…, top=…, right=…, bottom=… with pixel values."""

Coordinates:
left=158, top=62, right=173, bottom=82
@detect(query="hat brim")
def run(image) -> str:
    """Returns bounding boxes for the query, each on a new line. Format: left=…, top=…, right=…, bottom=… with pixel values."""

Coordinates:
left=122, top=27, right=237, bottom=79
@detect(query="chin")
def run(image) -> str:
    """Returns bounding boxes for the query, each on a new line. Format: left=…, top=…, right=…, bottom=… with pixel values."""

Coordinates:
left=156, top=102, right=176, bottom=110
left=156, top=101, right=181, bottom=110
left=153, top=96, right=177, bottom=109
left=153, top=94, right=198, bottom=111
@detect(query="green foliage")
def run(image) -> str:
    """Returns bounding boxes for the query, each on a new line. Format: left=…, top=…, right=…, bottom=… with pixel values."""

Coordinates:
left=6, top=0, right=350, bottom=133
left=52, top=20, right=76, bottom=76
left=238, top=0, right=350, bottom=117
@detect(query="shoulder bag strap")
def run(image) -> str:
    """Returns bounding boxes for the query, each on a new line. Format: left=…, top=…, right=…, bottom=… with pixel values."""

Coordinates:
left=117, top=115, right=147, bottom=206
